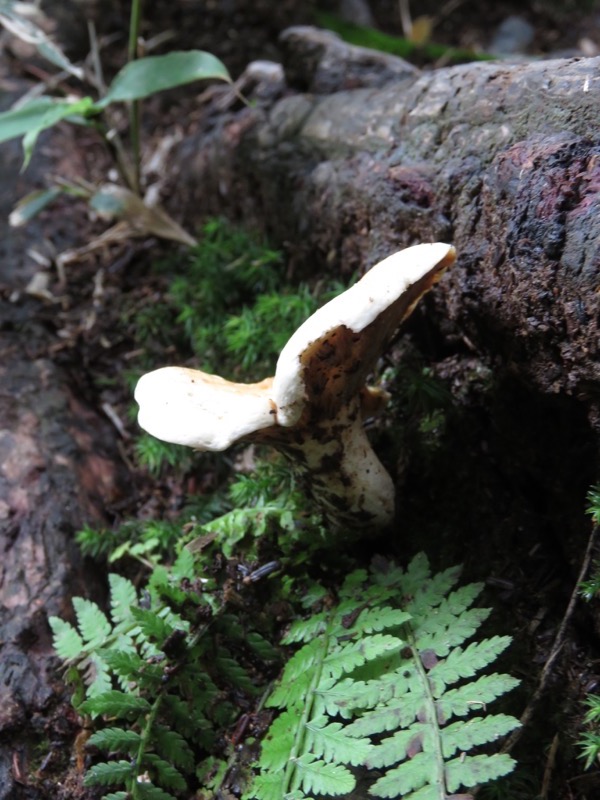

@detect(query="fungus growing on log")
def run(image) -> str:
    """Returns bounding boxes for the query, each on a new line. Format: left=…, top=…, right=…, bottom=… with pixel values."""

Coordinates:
left=135, top=243, right=456, bottom=530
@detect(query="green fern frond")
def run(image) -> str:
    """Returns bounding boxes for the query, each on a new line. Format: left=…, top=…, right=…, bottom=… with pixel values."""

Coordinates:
left=304, top=716, right=372, bottom=765
left=48, top=617, right=84, bottom=661
left=144, top=754, right=187, bottom=792
left=248, top=554, right=520, bottom=800
left=73, top=597, right=112, bottom=648
left=109, top=574, right=139, bottom=623
left=130, top=783, right=177, bottom=800
left=83, top=760, right=134, bottom=786
left=215, top=650, right=261, bottom=695
left=153, top=726, right=195, bottom=772
left=88, top=727, right=141, bottom=753
left=293, top=753, right=355, bottom=796
left=81, top=690, right=152, bottom=719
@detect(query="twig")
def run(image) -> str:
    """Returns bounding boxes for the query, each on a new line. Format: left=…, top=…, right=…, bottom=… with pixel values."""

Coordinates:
left=398, top=0, right=412, bottom=39
left=87, top=20, right=106, bottom=95
left=541, top=733, right=560, bottom=799
left=500, top=522, right=599, bottom=754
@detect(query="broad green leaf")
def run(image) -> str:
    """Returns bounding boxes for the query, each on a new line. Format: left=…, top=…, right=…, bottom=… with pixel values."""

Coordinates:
left=73, top=596, right=111, bottom=648
left=84, top=760, right=133, bottom=786
left=0, top=97, right=67, bottom=143
left=0, top=8, right=84, bottom=79
left=48, top=616, right=84, bottom=661
left=101, top=793, right=129, bottom=800
left=445, top=752, right=517, bottom=791
left=21, top=96, right=96, bottom=168
left=98, top=50, right=231, bottom=107
left=9, top=187, right=62, bottom=226
left=88, top=727, right=141, bottom=753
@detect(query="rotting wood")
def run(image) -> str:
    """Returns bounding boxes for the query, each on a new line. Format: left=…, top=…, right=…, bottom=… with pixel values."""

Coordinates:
left=176, top=28, right=600, bottom=427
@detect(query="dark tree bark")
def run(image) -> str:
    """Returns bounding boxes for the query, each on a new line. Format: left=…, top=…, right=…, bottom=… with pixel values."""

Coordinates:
left=176, top=28, right=600, bottom=428
left=0, top=136, right=127, bottom=798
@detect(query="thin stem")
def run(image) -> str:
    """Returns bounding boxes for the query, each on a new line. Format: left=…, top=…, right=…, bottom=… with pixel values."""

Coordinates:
left=127, top=0, right=144, bottom=195
left=398, top=0, right=413, bottom=38
left=408, top=628, right=447, bottom=799
left=499, top=522, right=599, bottom=757
left=128, top=0, right=143, bottom=62
left=87, top=20, right=106, bottom=94
left=282, top=623, right=331, bottom=795
left=130, top=692, right=163, bottom=799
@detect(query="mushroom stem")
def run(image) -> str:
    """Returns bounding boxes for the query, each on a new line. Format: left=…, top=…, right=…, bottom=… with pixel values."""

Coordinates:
left=277, top=396, right=395, bottom=529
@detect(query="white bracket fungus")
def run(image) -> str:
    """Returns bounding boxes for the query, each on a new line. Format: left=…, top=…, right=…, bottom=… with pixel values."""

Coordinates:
left=135, top=242, right=456, bottom=530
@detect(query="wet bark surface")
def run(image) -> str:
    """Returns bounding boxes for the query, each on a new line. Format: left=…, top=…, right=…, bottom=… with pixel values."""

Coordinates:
left=0, top=139, right=127, bottom=798
left=177, top=33, right=600, bottom=426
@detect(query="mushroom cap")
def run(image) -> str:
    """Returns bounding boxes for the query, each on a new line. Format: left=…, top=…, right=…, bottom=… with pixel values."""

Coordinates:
left=135, top=367, right=275, bottom=450
left=272, top=242, right=456, bottom=426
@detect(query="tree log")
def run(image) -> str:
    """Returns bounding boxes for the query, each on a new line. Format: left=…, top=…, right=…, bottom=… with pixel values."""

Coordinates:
left=0, top=135, right=127, bottom=798
left=177, top=28, right=600, bottom=427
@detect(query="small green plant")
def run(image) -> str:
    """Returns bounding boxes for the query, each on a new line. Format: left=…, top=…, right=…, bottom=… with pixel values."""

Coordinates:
left=576, top=484, right=600, bottom=770
left=0, top=1, right=231, bottom=243
left=129, top=218, right=345, bottom=476
left=578, top=485, right=600, bottom=601
left=52, top=502, right=521, bottom=799
left=49, top=549, right=281, bottom=799
left=245, top=553, right=520, bottom=800
left=579, top=694, right=600, bottom=769
left=149, top=218, right=345, bottom=377
left=134, top=434, right=194, bottom=479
